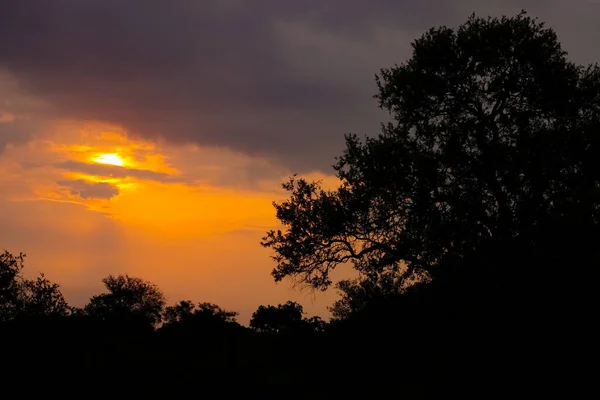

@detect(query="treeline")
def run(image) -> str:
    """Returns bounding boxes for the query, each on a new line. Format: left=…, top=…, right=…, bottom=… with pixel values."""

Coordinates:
left=0, top=247, right=571, bottom=396
left=1, top=248, right=504, bottom=396
left=0, top=252, right=329, bottom=393
left=0, top=250, right=326, bottom=333
left=0, top=250, right=415, bottom=396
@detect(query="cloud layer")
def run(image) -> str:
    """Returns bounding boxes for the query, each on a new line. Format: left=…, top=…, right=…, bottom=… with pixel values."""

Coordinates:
left=58, top=179, right=119, bottom=200
left=1, top=1, right=599, bottom=172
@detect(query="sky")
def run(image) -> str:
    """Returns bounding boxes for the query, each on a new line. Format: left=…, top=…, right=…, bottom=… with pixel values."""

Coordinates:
left=1, top=0, right=599, bottom=323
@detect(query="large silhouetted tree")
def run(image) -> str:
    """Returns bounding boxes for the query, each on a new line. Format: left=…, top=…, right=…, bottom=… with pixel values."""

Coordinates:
left=84, top=274, right=165, bottom=329
left=262, top=12, right=600, bottom=310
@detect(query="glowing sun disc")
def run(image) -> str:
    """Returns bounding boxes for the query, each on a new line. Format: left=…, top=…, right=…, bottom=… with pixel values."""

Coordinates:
left=94, top=153, right=124, bottom=166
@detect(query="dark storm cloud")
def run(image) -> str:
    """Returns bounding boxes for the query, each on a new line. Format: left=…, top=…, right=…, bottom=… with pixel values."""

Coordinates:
left=1, top=0, right=598, bottom=171
left=58, top=179, right=119, bottom=199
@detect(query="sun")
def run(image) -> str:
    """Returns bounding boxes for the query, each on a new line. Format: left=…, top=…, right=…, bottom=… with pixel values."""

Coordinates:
left=93, top=153, right=125, bottom=166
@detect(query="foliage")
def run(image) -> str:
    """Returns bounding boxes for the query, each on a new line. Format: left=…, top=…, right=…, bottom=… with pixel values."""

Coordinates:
left=262, top=12, right=600, bottom=293
left=84, top=274, right=166, bottom=328
left=250, top=301, right=304, bottom=333
left=329, top=272, right=404, bottom=321
left=162, top=300, right=240, bottom=335
left=163, top=299, right=196, bottom=325
left=0, top=250, right=25, bottom=321
left=20, top=273, right=70, bottom=317
left=302, top=315, right=327, bottom=333
left=250, top=301, right=326, bottom=333
left=1, top=250, right=69, bottom=321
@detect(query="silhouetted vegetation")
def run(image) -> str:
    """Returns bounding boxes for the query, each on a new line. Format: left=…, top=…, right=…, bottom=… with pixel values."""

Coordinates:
left=250, top=300, right=326, bottom=334
left=0, top=251, right=70, bottom=321
left=84, top=273, right=166, bottom=332
left=2, top=11, right=598, bottom=396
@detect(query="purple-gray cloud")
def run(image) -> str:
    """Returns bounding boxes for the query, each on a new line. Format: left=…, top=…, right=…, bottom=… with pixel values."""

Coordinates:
left=0, top=119, right=33, bottom=151
left=1, top=1, right=599, bottom=171
left=58, top=179, right=119, bottom=199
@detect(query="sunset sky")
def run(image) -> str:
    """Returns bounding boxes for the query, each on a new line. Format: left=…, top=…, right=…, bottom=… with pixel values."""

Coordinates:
left=1, top=0, right=599, bottom=323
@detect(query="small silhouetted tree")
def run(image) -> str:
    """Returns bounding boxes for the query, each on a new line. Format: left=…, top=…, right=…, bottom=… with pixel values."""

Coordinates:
left=250, top=301, right=324, bottom=333
left=303, top=316, right=327, bottom=333
left=160, top=300, right=243, bottom=351
left=0, top=250, right=25, bottom=322
left=261, top=12, right=600, bottom=309
left=163, top=300, right=196, bottom=325
left=1, top=250, right=69, bottom=322
left=250, top=301, right=304, bottom=334
left=20, top=273, right=69, bottom=317
left=162, top=300, right=238, bottom=329
left=84, top=274, right=165, bottom=330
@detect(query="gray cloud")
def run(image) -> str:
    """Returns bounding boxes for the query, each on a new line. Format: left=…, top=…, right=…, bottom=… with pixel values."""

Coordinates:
left=0, top=118, right=33, bottom=151
left=0, top=71, right=50, bottom=151
left=58, top=179, right=119, bottom=199
left=1, top=1, right=599, bottom=171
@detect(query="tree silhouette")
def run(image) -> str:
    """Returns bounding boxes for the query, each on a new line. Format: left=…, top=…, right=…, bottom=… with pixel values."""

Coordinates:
left=1, top=250, right=69, bottom=321
left=0, top=250, right=25, bottom=322
left=329, top=272, right=404, bottom=321
left=20, top=273, right=69, bottom=317
left=163, top=299, right=196, bottom=325
left=161, top=300, right=240, bottom=337
left=250, top=301, right=304, bottom=333
left=164, top=301, right=238, bottom=325
left=250, top=301, right=325, bottom=334
left=261, top=12, right=600, bottom=306
left=302, top=315, right=327, bottom=333
left=84, top=274, right=165, bottom=330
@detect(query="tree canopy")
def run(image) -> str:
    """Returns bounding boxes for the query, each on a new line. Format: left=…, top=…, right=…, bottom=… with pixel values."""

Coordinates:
left=0, top=250, right=24, bottom=322
left=262, top=12, right=600, bottom=299
left=249, top=301, right=326, bottom=334
left=0, top=251, right=69, bottom=322
left=250, top=301, right=305, bottom=333
left=84, top=274, right=166, bottom=328
left=329, top=273, right=403, bottom=321
left=163, top=300, right=238, bottom=326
